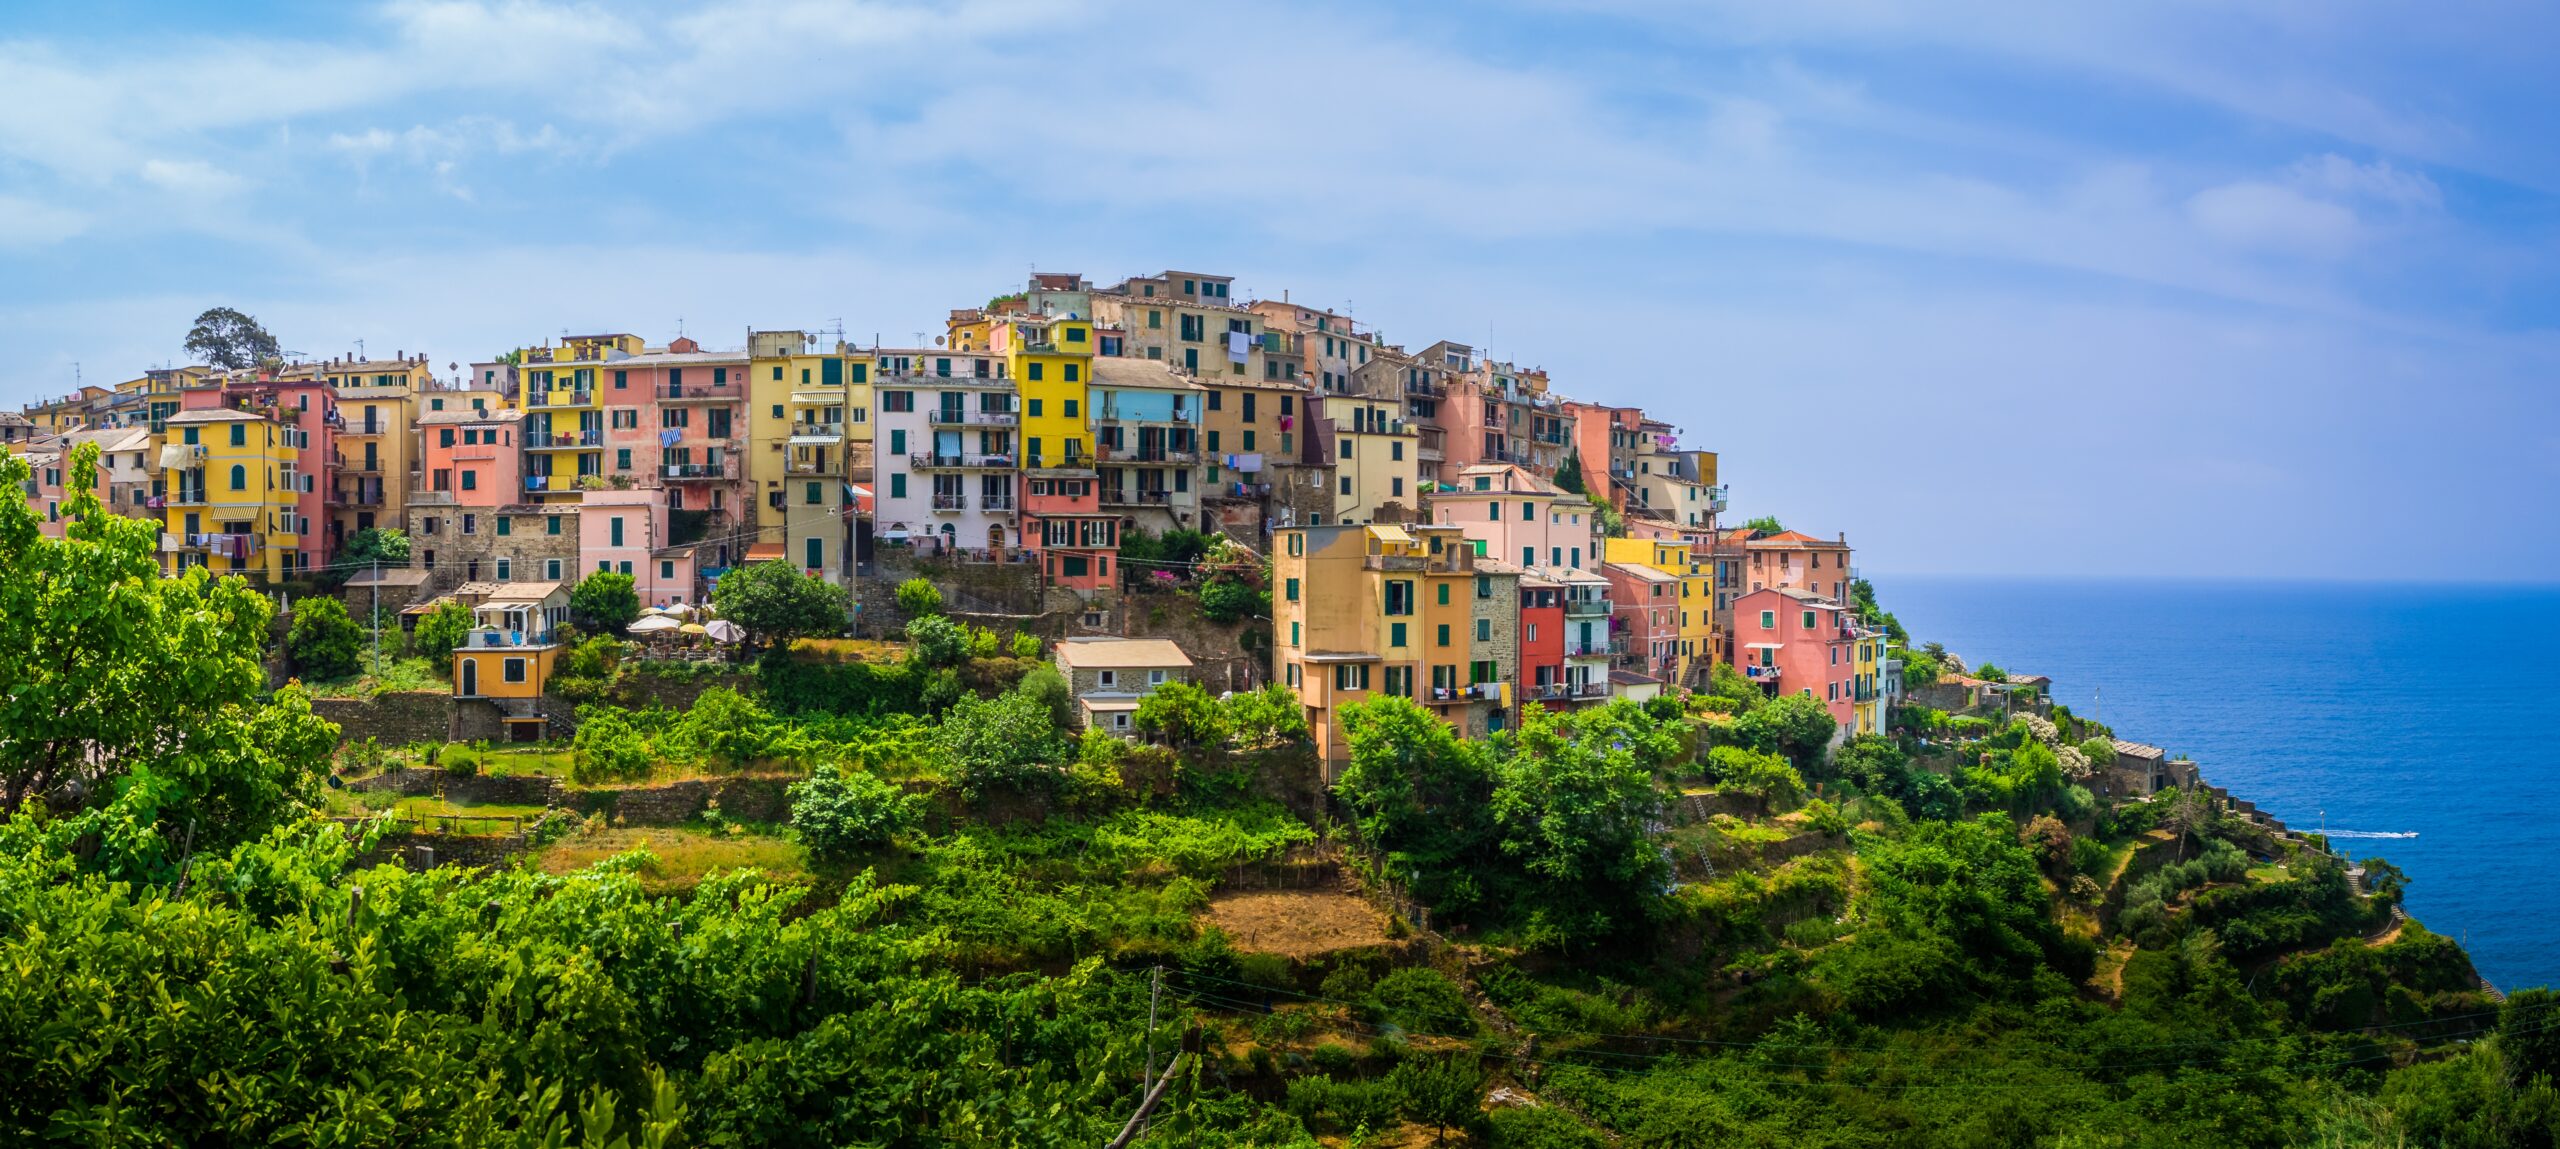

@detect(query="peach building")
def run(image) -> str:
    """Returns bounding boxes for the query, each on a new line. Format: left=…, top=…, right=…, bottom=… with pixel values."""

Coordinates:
left=1425, top=463, right=1600, bottom=573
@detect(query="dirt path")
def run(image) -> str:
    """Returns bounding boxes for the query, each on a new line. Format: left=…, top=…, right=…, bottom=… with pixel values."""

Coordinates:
left=1207, top=889, right=1395, bottom=958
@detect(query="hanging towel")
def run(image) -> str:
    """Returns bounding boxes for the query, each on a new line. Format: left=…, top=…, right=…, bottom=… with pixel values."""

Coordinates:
left=1226, top=331, right=1250, bottom=364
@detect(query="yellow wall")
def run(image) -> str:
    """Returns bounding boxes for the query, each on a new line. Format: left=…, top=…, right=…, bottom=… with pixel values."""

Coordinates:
left=452, top=646, right=560, bottom=700
left=1011, top=318, right=1094, bottom=468
left=1607, top=536, right=1715, bottom=684
left=162, top=416, right=297, bottom=581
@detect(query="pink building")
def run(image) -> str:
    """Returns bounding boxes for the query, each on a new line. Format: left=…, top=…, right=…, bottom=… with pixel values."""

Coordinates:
left=1603, top=561, right=1680, bottom=683
left=418, top=409, right=522, bottom=507
left=1022, top=473, right=1117, bottom=593
left=606, top=339, right=750, bottom=567
left=1426, top=463, right=1600, bottom=573
left=1733, top=586, right=1862, bottom=727
left=580, top=488, right=697, bottom=606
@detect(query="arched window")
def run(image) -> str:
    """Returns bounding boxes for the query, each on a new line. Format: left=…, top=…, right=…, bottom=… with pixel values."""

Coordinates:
left=229, top=464, right=246, bottom=491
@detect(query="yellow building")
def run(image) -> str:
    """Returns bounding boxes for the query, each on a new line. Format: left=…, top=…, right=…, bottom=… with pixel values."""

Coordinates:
left=1328, top=395, right=1419, bottom=524
left=997, top=313, right=1097, bottom=470
left=749, top=330, right=868, bottom=582
left=448, top=581, right=570, bottom=739
left=1605, top=536, right=1715, bottom=689
left=1273, top=522, right=1501, bottom=769
left=1853, top=632, right=1884, bottom=735
left=518, top=334, right=638, bottom=501
left=159, top=408, right=301, bottom=582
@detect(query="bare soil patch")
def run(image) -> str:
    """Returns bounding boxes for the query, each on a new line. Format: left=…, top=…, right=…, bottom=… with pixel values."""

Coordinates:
left=1208, top=889, right=1393, bottom=958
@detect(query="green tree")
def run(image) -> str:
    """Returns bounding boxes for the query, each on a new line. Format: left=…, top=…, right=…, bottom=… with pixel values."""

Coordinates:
left=1741, top=515, right=1783, bottom=534
left=1197, top=576, right=1267, bottom=624
left=1553, top=451, right=1586, bottom=494
left=1224, top=684, right=1310, bottom=750
left=713, top=561, right=847, bottom=650
left=1390, top=1055, right=1487, bottom=1145
left=933, top=687, right=1068, bottom=793
left=894, top=577, right=944, bottom=617
left=674, top=687, right=773, bottom=770
left=1489, top=701, right=1672, bottom=943
left=286, top=597, right=363, bottom=680
left=1706, top=745, right=1804, bottom=802
left=0, top=442, right=333, bottom=878
left=570, top=570, right=642, bottom=636
left=338, top=526, right=411, bottom=568
left=182, top=306, right=281, bottom=369
left=2502, top=987, right=2560, bottom=1086
left=1707, top=661, right=1765, bottom=713
left=1013, top=663, right=1076, bottom=730
left=903, top=615, right=970, bottom=668
left=1134, top=681, right=1228, bottom=749
left=1334, top=695, right=1496, bottom=915
left=1900, top=652, right=1942, bottom=690
left=788, top=764, right=923, bottom=859
left=1731, top=691, right=1836, bottom=768
left=412, top=599, right=474, bottom=661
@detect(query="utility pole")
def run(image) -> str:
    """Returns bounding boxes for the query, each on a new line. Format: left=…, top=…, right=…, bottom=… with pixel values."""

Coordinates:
left=1141, top=966, right=1163, bottom=1135
left=371, top=559, right=382, bottom=675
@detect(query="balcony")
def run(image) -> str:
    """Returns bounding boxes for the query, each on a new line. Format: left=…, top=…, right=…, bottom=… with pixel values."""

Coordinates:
left=465, top=626, right=554, bottom=649
left=530, top=430, right=602, bottom=449
left=1564, top=597, right=1612, bottom=617
left=910, top=452, right=1015, bottom=470
left=1743, top=664, right=1782, bottom=682
left=330, top=485, right=385, bottom=508
left=1528, top=683, right=1570, bottom=702
left=659, top=385, right=739, bottom=403
left=785, top=458, right=835, bottom=476
left=165, top=488, right=209, bottom=507
left=1103, top=447, right=1199, bottom=465
left=1564, top=637, right=1608, bottom=657
left=523, top=474, right=583, bottom=493
left=1364, top=554, right=1428, bottom=572
left=1570, top=681, right=1611, bottom=698
left=451, top=442, right=500, bottom=462
left=1427, top=683, right=1502, bottom=703
left=525, top=389, right=595, bottom=409
left=661, top=462, right=737, bottom=480
left=1093, top=409, right=1196, bottom=428
left=928, top=409, right=1016, bottom=427
left=789, top=422, right=845, bottom=440
left=1103, top=489, right=1173, bottom=507
left=1024, top=454, right=1092, bottom=472
left=1704, top=485, right=1729, bottom=514
left=411, top=489, right=458, bottom=506
left=981, top=497, right=1016, bottom=512
left=341, top=419, right=389, bottom=436
left=931, top=494, right=968, bottom=512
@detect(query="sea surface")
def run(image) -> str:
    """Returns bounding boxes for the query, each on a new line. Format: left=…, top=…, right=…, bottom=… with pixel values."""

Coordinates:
left=1880, top=576, right=2560, bottom=991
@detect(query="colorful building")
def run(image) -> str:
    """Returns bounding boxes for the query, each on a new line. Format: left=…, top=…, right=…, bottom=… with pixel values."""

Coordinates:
left=1089, top=357, right=1204, bottom=536
left=999, top=313, right=1118, bottom=595
left=1327, top=394, right=1418, bottom=525
left=1426, top=463, right=1599, bottom=573
left=1093, top=271, right=1263, bottom=381
left=518, top=334, right=640, bottom=501
left=449, top=580, right=570, bottom=739
left=1273, top=522, right=1501, bottom=766
left=1716, top=526, right=1855, bottom=661
left=1601, top=559, right=1680, bottom=686
left=749, top=330, right=865, bottom=584
left=580, top=487, right=696, bottom=606
left=159, top=408, right=301, bottom=581
left=1733, top=586, right=1883, bottom=734
left=1604, top=536, right=1715, bottom=688
left=871, top=349, right=1019, bottom=557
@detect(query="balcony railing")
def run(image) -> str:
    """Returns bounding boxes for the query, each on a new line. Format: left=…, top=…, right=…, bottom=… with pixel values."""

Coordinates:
left=1563, top=597, right=1612, bottom=617
left=1094, top=410, right=1195, bottom=427
left=661, top=462, right=736, bottom=480
left=1743, top=664, right=1782, bottom=681
left=910, top=452, right=1015, bottom=470
left=1564, top=638, right=1608, bottom=657
left=165, top=489, right=209, bottom=507
left=533, top=430, right=602, bottom=448
left=929, top=409, right=1016, bottom=427
left=1529, top=683, right=1570, bottom=701
left=1104, top=447, right=1199, bottom=465
left=660, top=385, right=738, bottom=402
left=790, top=422, right=845, bottom=440
left=1024, top=454, right=1092, bottom=471
left=931, top=494, right=967, bottom=512
left=1570, top=681, right=1611, bottom=698
left=1103, top=489, right=1173, bottom=506
left=785, top=459, right=834, bottom=476
left=1428, top=683, right=1502, bottom=703
left=980, top=497, right=1016, bottom=512
left=526, top=389, right=595, bottom=408
left=465, top=627, right=554, bottom=649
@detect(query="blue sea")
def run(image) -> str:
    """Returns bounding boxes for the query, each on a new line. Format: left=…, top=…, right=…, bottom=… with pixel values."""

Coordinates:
left=1881, top=577, right=2560, bottom=992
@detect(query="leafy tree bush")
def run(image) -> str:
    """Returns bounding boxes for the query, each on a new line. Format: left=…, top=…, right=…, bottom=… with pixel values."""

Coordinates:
left=1730, top=692, right=1835, bottom=768
left=933, top=687, right=1068, bottom=794
left=1391, top=1055, right=1487, bottom=1144
left=788, top=765, right=923, bottom=859
left=570, top=570, right=641, bottom=635
left=1368, top=967, right=1473, bottom=1034
left=903, top=615, right=970, bottom=669
left=1224, top=684, right=1311, bottom=750
left=1134, top=681, right=1227, bottom=749
left=712, top=561, right=847, bottom=649
left=182, top=305, right=280, bottom=368
left=412, top=599, right=474, bottom=662
left=338, top=526, right=411, bottom=568
left=1741, top=515, right=1783, bottom=534
left=571, top=705, right=653, bottom=783
left=894, top=577, right=944, bottom=617
left=674, top=687, right=774, bottom=770
left=1490, top=702, right=1674, bottom=944
left=1706, top=745, right=1804, bottom=803
left=1013, top=663, right=1076, bottom=730
left=1008, top=630, right=1042, bottom=658
left=287, top=597, right=363, bottom=680
left=1196, top=576, right=1267, bottom=624
left=1705, top=661, right=1765, bottom=714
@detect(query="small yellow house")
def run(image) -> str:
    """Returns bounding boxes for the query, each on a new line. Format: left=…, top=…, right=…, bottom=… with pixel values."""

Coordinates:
left=448, top=580, right=570, bottom=739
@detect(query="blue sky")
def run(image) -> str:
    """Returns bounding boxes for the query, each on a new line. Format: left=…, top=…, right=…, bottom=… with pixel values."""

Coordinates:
left=4, top=0, right=2555, bottom=581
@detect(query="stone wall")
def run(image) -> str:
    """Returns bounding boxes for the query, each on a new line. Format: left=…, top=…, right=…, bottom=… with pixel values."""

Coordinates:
left=405, top=505, right=582, bottom=595
left=316, top=691, right=459, bottom=748
left=1122, top=592, right=1266, bottom=695
left=563, top=776, right=797, bottom=825
left=349, top=766, right=565, bottom=806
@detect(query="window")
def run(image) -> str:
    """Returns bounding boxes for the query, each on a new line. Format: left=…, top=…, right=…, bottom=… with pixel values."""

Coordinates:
left=661, top=560, right=675, bottom=580
left=617, top=449, right=631, bottom=470
left=1390, top=622, right=1408, bottom=647
left=461, top=470, right=477, bottom=491
left=1803, top=610, right=1817, bottom=629
left=230, top=423, right=246, bottom=447
left=1148, top=669, right=1166, bottom=686
left=228, top=464, right=245, bottom=490
left=1436, top=583, right=1450, bottom=606
left=495, top=558, right=511, bottom=580
left=497, top=517, right=511, bottom=536
left=1437, top=624, right=1450, bottom=647
left=806, top=537, right=824, bottom=570
left=1027, top=362, right=1044, bottom=381
left=1476, top=618, right=1490, bottom=641
left=1761, top=610, right=1776, bottom=629
left=501, top=658, right=526, bottom=684
left=890, top=473, right=907, bottom=498
left=1063, top=399, right=1079, bottom=418
left=1099, top=670, right=1118, bottom=687
left=1027, top=399, right=1043, bottom=417
left=545, top=558, right=562, bottom=580
left=1242, top=430, right=1255, bottom=451
left=462, top=514, right=477, bottom=535
left=547, top=515, right=562, bottom=535
left=1384, top=580, right=1414, bottom=615
left=806, top=481, right=823, bottom=505
left=610, top=516, right=624, bottom=546
left=1290, top=621, right=1300, bottom=647
left=1339, top=476, right=1351, bottom=496
left=1391, top=478, right=1403, bottom=497
left=1064, top=364, right=1080, bottom=382
left=1333, top=664, right=1370, bottom=691
left=1285, top=577, right=1299, bottom=601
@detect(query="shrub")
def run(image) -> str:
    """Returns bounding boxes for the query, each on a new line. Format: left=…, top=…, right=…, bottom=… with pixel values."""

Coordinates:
left=1008, top=630, right=1043, bottom=659
left=412, top=599, right=473, bottom=662
left=788, top=765, right=922, bottom=860
left=675, top=687, right=774, bottom=770
left=1134, top=681, right=1227, bottom=749
left=287, top=597, right=362, bottom=680
left=1707, top=745, right=1804, bottom=803
left=1390, top=1055, right=1486, bottom=1144
left=569, top=571, right=641, bottom=635
left=894, top=578, right=944, bottom=618
left=1014, top=664, right=1076, bottom=730
left=1367, top=968, right=1472, bottom=1035
left=571, top=706, right=653, bottom=783
left=1197, top=577, right=1267, bottom=624
left=904, top=615, right=970, bottom=669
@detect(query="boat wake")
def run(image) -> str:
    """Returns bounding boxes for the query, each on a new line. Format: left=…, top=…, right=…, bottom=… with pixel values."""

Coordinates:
left=2326, top=830, right=2420, bottom=840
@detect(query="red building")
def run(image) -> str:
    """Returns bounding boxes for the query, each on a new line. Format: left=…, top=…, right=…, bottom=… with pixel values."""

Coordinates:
left=1733, top=586, right=1861, bottom=727
left=1517, top=570, right=1567, bottom=708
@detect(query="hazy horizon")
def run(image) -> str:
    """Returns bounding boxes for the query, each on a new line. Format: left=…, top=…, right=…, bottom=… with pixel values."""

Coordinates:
left=4, top=1, right=2554, bottom=582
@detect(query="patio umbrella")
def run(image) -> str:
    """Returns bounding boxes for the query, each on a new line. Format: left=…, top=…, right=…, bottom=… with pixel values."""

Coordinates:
left=678, top=623, right=709, bottom=636
left=628, top=615, right=681, bottom=634
left=704, top=620, right=745, bottom=644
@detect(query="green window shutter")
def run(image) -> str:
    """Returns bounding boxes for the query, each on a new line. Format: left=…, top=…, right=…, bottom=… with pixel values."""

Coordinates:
left=1391, top=622, right=1407, bottom=647
left=1437, top=624, right=1450, bottom=647
left=1285, top=578, right=1299, bottom=601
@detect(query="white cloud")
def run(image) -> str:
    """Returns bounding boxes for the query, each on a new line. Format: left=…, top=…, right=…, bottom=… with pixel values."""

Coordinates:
left=2186, top=180, right=2362, bottom=257
left=139, top=158, right=245, bottom=196
left=2291, top=153, right=2440, bottom=208
left=0, top=195, right=87, bottom=245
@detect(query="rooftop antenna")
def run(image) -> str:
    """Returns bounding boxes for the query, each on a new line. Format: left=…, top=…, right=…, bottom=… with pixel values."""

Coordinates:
left=676, top=316, right=686, bottom=338
left=355, top=339, right=365, bottom=361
